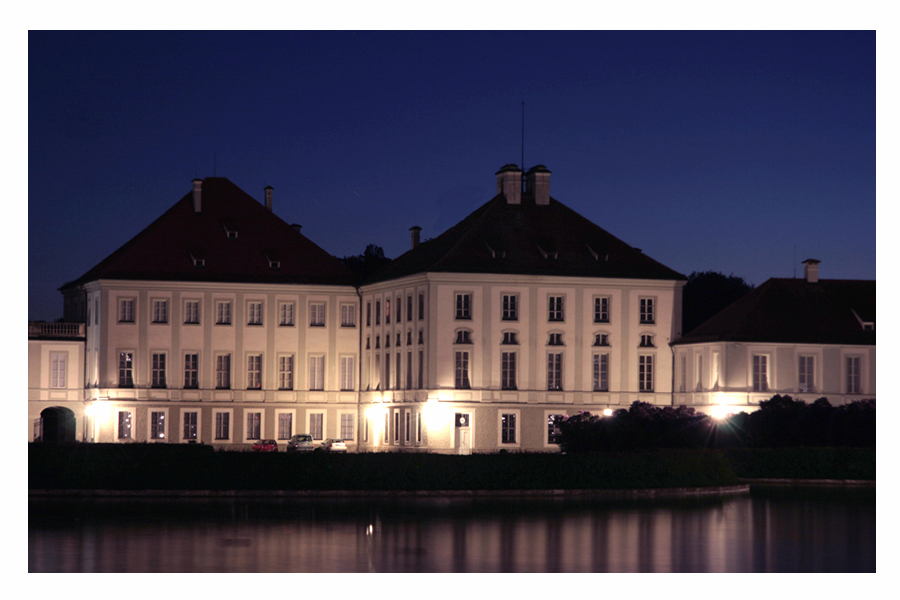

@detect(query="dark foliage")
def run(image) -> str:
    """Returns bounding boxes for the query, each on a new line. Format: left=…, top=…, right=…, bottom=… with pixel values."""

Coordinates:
left=554, top=397, right=875, bottom=453
left=682, top=271, right=754, bottom=334
left=339, top=244, right=391, bottom=280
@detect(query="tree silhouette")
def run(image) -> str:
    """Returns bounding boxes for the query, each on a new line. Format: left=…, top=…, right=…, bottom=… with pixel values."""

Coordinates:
left=682, top=271, right=754, bottom=334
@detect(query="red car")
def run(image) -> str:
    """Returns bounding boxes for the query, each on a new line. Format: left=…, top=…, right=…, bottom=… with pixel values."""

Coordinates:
left=252, top=439, right=278, bottom=452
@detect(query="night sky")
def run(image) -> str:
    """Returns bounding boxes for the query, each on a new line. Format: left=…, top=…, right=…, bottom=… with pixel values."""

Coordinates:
left=27, top=30, right=875, bottom=321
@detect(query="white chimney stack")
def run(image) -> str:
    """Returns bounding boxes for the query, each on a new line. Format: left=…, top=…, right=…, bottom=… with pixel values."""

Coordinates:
left=192, top=179, right=203, bottom=213
left=264, top=186, right=273, bottom=211
left=495, top=164, right=523, bottom=204
left=803, top=258, right=820, bottom=283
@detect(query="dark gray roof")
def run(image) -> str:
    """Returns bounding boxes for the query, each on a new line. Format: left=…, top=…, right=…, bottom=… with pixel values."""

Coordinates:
left=61, top=177, right=357, bottom=289
left=673, top=277, right=875, bottom=346
left=365, top=192, right=686, bottom=284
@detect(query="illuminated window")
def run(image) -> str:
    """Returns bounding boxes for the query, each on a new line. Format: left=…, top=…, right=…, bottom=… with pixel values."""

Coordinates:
left=247, top=302, right=263, bottom=325
left=118, top=351, right=134, bottom=388
left=639, top=355, right=654, bottom=392
left=117, top=411, right=133, bottom=439
left=547, top=414, right=563, bottom=444
left=247, top=354, right=262, bottom=389
left=50, top=352, right=66, bottom=388
left=150, top=411, right=166, bottom=440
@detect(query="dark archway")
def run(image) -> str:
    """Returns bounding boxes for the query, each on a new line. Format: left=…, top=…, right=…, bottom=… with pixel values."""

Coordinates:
left=39, top=407, right=76, bottom=443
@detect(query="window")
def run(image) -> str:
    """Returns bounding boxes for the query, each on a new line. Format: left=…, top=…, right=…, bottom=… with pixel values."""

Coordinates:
left=547, top=353, right=563, bottom=391
left=216, top=354, right=231, bottom=389
left=593, top=333, right=609, bottom=347
left=680, top=354, right=687, bottom=392
left=366, top=302, right=372, bottom=327
left=118, top=351, right=134, bottom=388
left=455, top=293, right=472, bottom=320
left=215, top=412, right=230, bottom=440
left=94, top=298, right=99, bottom=325
left=279, top=302, right=295, bottom=326
left=640, top=334, right=654, bottom=348
left=184, top=300, right=200, bottom=324
left=404, top=411, right=411, bottom=444
left=416, top=412, right=423, bottom=444
left=418, top=329, right=424, bottom=344
left=548, top=296, right=564, bottom=321
left=397, top=332, right=402, bottom=347
left=501, top=413, right=517, bottom=444
left=152, top=300, right=168, bottom=324
left=407, top=295, right=413, bottom=322
left=247, top=354, right=262, bottom=389
left=593, top=353, right=609, bottom=392
left=247, top=301, right=263, bottom=325
left=384, top=412, right=390, bottom=443
left=246, top=412, right=261, bottom=440
left=278, top=413, right=293, bottom=440
left=184, top=353, right=199, bottom=389
left=640, top=298, right=655, bottom=324
left=341, top=413, right=355, bottom=440
left=594, top=296, right=610, bottom=323
left=394, top=411, right=400, bottom=443
left=216, top=301, right=232, bottom=325
left=846, top=356, right=861, bottom=394
left=151, top=353, right=167, bottom=388
left=396, top=352, right=401, bottom=389
left=799, top=356, right=815, bottom=393
left=407, top=330, right=413, bottom=346
left=695, top=354, right=703, bottom=391
left=455, top=351, right=470, bottom=389
left=309, top=413, right=324, bottom=440
left=547, top=414, right=562, bottom=444
left=406, top=352, right=412, bottom=389
left=119, top=299, right=135, bottom=323
left=548, top=332, right=563, bottom=346
left=501, top=351, right=517, bottom=390
left=340, top=356, right=355, bottom=391
left=395, top=297, right=402, bottom=323
left=639, top=355, right=654, bottom=392
left=501, top=331, right=518, bottom=345
left=376, top=301, right=381, bottom=325
left=366, top=336, right=371, bottom=350
left=118, top=411, right=133, bottom=439
left=752, top=355, right=768, bottom=392
left=385, top=335, right=390, bottom=348
left=183, top=411, right=198, bottom=441
left=310, top=303, right=325, bottom=327
left=385, top=299, right=391, bottom=324
left=375, top=335, right=380, bottom=349
left=150, top=411, right=166, bottom=440
left=279, top=355, right=294, bottom=390
left=341, top=304, right=356, bottom=327
left=455, top=330, right=472, bottom=344
left=418, top=293, right=425, bottom=320
left=50, top=352, right=66, bottom=388
left=309, top=355, right=324, bottom=391
left=502, top=294, right=518, bottom=321
left=418, top=350, right=424, bottom=390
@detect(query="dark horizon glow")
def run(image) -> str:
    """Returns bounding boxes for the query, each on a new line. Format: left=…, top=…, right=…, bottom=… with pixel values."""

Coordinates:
left=28, top=31, right=875, bottom=321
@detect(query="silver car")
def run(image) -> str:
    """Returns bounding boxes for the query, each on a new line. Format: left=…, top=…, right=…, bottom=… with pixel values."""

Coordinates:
left=287, top=433, right=314, bottom=452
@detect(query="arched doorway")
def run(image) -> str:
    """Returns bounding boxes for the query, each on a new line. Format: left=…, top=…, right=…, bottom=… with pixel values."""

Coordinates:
left=38, top=407, right=76, bottom=443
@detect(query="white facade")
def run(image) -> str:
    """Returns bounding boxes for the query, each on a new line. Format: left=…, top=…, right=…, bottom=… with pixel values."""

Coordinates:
left=28, top=323, right=86, bottom=441
left=357, top=272, right=683, bottom=453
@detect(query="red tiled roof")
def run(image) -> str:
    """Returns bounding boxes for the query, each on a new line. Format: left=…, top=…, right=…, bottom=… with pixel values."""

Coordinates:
left=61, top=178, right=357, bottom=289
left=365, top=193, right=686, bottom=284
left=672, top=277, right=875, bottom=346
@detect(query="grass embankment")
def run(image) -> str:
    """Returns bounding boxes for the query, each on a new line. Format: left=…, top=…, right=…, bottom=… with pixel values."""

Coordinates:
left=28, top=444, right=874, bottom=492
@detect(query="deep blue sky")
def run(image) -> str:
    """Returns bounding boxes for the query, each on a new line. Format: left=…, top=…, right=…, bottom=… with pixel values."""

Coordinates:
left=28, top=30, right=875, bottom=321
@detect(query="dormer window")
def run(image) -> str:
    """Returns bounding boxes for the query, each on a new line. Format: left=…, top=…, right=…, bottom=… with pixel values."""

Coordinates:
left=536, top=242, right=558, bottom=260
left=455, top=330, right=472, bottom=344
left=264, top=252, right=280, bottom=269
left=222, top=222, right=238, bottom=239
left=501, top=331, right=519, bottom=345
left=189, top=250, right=206, bottom=267
left=548, top=332, right=564, bottom=346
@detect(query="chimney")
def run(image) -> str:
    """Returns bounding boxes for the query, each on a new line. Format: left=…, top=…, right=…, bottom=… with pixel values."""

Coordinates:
left=526, top=165, right=551, bottom=205
left=802, top=258, right=820, bottom=283
left=495, top=164, right=523, bottom=204
left=291, top=223, right=302, bottom=234
left=264, top=186, right=274, bottom=211
left=192, top=178, right=203, bottom=213
left=410, top=226, right=421, bottom=249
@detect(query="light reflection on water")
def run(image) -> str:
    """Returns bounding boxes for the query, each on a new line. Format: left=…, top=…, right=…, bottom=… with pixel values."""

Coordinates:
left=29, top=486, right=874, bottom=572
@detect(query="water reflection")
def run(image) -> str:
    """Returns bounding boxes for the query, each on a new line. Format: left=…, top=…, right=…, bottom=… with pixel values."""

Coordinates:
left=29, top=486, right=874, bottom=572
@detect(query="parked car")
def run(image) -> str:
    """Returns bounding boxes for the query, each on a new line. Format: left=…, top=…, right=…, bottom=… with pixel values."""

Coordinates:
left=321, top=438, right=347, bottom=452
left=287, top=434, right=315, bottom=452
left=252, top=439, right=278, bottom=452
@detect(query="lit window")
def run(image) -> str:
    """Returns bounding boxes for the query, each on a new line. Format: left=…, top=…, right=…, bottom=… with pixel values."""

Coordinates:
left=547, top=414, right=563, bottom=444
left=118, top=351, right=134, bottom=388
left=150, top=412, right=166, bottom=440
left=117, top=411, right=132, bottom=439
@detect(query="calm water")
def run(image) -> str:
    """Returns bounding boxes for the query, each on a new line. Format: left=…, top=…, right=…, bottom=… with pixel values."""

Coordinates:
left=29, top=485, right=874, bottom=572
